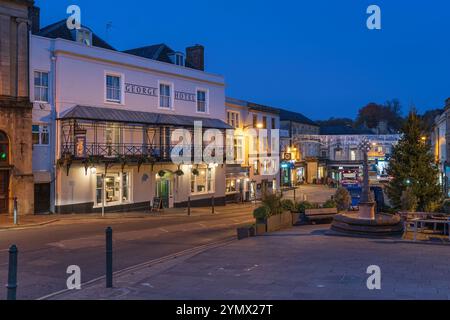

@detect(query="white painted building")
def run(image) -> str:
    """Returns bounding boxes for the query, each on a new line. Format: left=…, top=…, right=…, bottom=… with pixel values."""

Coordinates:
left=30, top=20, right=229, bottom=213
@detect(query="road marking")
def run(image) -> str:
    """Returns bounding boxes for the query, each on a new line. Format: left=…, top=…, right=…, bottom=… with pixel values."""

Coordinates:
left=36, top=237, right=236, bottom=300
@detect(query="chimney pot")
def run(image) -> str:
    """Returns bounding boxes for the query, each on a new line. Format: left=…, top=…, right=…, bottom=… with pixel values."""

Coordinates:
left=28, top=6, right=40, bottom=34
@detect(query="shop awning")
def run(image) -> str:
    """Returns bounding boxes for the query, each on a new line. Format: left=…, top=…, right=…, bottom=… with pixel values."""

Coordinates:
left=59, top=105, right=232, bottom=129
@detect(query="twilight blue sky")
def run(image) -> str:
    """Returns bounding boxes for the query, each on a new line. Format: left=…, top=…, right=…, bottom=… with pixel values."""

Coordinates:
left=35, top=0, right=450, bottom=120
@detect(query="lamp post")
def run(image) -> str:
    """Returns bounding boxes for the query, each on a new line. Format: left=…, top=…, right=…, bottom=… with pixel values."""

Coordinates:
left=358, top=138, right=375, bottom=220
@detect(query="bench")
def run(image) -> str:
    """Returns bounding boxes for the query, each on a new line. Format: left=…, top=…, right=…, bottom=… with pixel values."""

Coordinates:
left=302, top=208, right=338, bottom=223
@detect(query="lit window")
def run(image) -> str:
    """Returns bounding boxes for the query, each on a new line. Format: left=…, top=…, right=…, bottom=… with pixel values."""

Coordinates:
left=226, top=178, right=241, bottom=193
left=96, top=172, right=131, bottom=206
left=32, top=125, right=49, bottom=146
left=159, top=83, right=172, bottom=109
left=227, top=111, right=240, bottom=128
left=190, top=165, right=214, bottom=195
left=197, top=90, right=207, bottom=113
left=34, top=71, right=49, bottom=102
left=106, top=75, right=121, bottom=103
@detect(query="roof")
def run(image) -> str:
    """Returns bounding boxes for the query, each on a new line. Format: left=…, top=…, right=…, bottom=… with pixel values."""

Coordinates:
left=36, top=19, right=116, bottom=50
left=123, top=44, right=175, bottom=64
left=59, top=105, right=232, bottom=129
left=320, top=125, right=374, bottom=135
left=278, top=109, right=318, bottom=126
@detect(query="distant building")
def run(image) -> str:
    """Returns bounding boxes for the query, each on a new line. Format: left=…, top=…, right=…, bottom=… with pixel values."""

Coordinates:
left=225, top=97, right=280, bottom=201
left=279, top=109, right=320, bottom=186
left=431, top=98, right=450, bottom=197
left=0, top=0, right=35, bottom=215
left=299, top=125, right=401, bottom=184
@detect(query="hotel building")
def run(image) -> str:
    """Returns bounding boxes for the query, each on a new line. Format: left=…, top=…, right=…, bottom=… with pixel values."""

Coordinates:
left=30, top=18, right=229, bottom=213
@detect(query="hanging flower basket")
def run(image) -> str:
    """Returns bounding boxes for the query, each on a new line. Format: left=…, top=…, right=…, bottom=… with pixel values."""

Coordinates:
left=158, top=170, right=166, bottom=177
left=175, top=169, right=184, bottom=176
left=192, top=168, right=199, bottom=176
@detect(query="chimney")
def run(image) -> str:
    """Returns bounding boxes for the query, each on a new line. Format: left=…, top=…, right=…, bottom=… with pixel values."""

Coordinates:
left=186, top=44, right=204, bottom=71
left=28, top=6, right=40, bottom=34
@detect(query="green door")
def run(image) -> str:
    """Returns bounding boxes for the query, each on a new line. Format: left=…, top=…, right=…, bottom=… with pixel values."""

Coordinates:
left=157, top=180, right=170, bottom=208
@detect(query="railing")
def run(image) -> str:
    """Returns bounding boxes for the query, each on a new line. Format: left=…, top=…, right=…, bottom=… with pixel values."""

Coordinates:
left=61, top=143, right=226, bottom=162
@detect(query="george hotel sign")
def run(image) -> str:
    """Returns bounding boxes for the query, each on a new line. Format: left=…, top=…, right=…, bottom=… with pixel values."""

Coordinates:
left=125, top=82, right=196, bottom=102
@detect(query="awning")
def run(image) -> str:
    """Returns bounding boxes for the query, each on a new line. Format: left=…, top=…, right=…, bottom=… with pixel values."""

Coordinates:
left=59, top=105, right=232, bottom=129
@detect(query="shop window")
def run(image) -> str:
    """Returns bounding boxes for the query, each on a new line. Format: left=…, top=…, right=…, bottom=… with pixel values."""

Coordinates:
left=96, top=172, right=131, bottom=206
left=32, top=125, right=49, bottom=146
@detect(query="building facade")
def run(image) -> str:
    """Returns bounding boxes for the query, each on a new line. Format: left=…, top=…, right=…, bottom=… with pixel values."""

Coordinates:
left=279, top=109, right=320, bottom=186
left=30, top=19, right=229, bottom=213
left=225, top=98, right=280, bottom=201
left=431, top=98, right=450, bottom=197
left=0, top=0, right=35, bottom=215
left=300, top=126, right=401, bottom=184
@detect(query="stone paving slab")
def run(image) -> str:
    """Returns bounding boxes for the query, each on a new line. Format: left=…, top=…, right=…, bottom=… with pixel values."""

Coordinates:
left=51, top=224, right=450, bottom=300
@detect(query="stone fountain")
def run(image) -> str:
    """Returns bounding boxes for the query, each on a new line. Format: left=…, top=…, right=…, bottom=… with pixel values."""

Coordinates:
left=330, top=139, right=403, bottom=237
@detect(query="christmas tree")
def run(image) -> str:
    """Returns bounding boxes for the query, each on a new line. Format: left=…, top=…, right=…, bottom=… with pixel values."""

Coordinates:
left=385, top=110, right=442, bottom=211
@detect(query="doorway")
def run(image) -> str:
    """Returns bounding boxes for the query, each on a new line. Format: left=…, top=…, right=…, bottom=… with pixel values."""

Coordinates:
left=156, top=176, right=173, bottom=208
left=0, top=171, right=9, bottom=214
left=34, top=183, right=50, bottom=214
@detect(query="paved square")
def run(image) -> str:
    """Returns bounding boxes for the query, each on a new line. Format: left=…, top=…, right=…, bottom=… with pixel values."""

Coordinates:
left=55, top=225, right=450, bottom=300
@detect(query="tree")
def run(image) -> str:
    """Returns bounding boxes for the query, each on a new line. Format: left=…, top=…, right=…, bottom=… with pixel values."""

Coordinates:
left=385, top=110, right=442, bottom=211
left=355, top=99, right=403, bottom=131
left=316, top=117, right=354, bottom=127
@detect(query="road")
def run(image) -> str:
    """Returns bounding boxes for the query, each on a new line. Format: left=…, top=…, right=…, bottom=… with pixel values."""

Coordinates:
left=0, top=205, right=255, bottom=300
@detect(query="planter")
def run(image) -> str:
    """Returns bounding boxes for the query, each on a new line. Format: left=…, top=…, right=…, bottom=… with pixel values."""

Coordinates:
left=237, top=227, right=250, bottom=240
left=291, top=212, right=300, bottom=225
left=255, top=223, right=267, bottom=235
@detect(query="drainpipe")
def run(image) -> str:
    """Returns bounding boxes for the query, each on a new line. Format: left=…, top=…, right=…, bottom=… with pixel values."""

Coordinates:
left=50, top=49, right=57, bottom=213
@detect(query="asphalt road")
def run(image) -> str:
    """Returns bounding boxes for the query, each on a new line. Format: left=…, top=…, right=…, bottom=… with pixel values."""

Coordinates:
left=0, top=207, right=254, bottom=300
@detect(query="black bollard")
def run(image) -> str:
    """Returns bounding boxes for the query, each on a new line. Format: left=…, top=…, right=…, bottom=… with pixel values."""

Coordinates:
left=293, top=188, right=296, bottom=202
left=106, top=227, right=113, bottom=288
left=6, top=245, right=18, bottom=300
left=187, top=196, right=191, bottom=216
left=211, top=195, right=215, bottom=214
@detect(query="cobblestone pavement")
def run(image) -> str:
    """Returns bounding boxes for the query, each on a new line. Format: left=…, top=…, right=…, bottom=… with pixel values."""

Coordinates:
left=54, top=224, right=450, bottom=300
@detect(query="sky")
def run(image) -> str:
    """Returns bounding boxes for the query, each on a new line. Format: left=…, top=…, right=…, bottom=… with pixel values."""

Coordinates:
left=35, top=0, right=450, bottom=120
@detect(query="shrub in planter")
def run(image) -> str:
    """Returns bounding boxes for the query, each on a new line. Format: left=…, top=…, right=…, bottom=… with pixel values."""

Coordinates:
left=323, top=199, right=337, bottom=208
left=295, top=201, right=313, bottom=213
left=280, top=199, right=295, bottom=212
left=253, top=206, right=270, bottom=222
left=334, top=187, right=351, bottom=212
left=262, top=193, right=283, bottom=216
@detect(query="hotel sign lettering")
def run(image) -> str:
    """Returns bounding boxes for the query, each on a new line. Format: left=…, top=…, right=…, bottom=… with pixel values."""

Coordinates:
left=125, top=82, right=197, bottom=103
left=175, top=91, right=196, bottom=102
left=125, top=83, right=158, bottom=97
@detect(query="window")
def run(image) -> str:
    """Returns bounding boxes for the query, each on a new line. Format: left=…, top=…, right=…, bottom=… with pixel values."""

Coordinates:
left=76, top=28, right=92, bottom=46
left=271, top=118, right=276, bottom=129
left=234, top=137, right=244, bottom=162
left=32, top=125, right=49, bottom=145
left=106, top=75, right=121, bottom=103
left=96, top=172, right=131, bottom=206
left=226, top=178, right=241, bottom=193
left=253, top=114, right=258, bottom=128
left=350, top=149, right=357, bottom=161
left=34, top=71, right=49, bottom=102
left=227, top=111, right=240, bottom=128
left=197, top=90, right=207, bottom=113
left=159, top=83, right=172, bottom=109
left=191, top=165, right=214, bottom=194
left=262, top=116, right=267, bottom=129
left=253, top=160, right=260, bottom=176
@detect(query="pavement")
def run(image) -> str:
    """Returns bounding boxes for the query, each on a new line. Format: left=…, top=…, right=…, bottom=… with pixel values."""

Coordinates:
left=52, top=224, right=450, bottom=300
left=0, top=203, right=256, bottom=300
